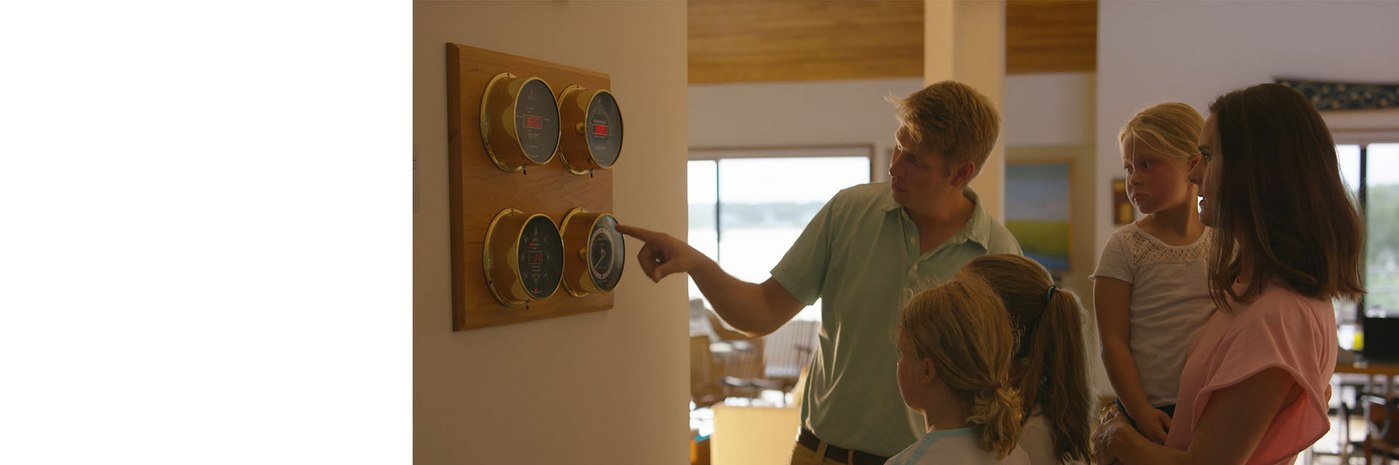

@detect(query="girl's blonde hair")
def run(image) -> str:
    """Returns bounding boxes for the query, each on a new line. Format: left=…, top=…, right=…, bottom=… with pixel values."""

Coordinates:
left=959, top=255, right=1091, bottom=463
left=1118, top=102, right=1204, bottom=161
left=900, top=277, right=1022, bottom=458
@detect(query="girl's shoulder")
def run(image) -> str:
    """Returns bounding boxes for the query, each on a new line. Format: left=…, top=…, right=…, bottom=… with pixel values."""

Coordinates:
left=1109, top=222, right=1142, bottom=237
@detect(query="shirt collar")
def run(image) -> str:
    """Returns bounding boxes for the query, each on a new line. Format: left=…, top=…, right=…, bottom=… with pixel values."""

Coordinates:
left=883, top=187, right=993, bottom=250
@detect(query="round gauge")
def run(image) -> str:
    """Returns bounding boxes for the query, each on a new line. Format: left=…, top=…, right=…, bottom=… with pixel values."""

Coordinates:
left=558, top=86, right=624, bottom=175
left=484, top=209, right=564, bottom=306
left=480, top=73, right=561, bottom=173
left=560, top=209, right=626, bottom=296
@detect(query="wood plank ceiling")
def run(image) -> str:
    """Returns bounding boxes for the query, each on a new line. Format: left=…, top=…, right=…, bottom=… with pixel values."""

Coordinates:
left=688, top=0, right=1097, bottom=84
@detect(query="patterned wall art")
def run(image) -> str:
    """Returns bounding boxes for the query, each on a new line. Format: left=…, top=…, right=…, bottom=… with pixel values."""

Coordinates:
left=1276, top=78, right=1399, bottom=111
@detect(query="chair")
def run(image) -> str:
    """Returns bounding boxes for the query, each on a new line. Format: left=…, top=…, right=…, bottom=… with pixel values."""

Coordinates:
left=705, top=313, right=770, bottom=399
left=1361, top=394, right=1399, bottom=464
left=690, top=335, right=727, bottom=408
left=692, top=303, right=821, bottom=404
left=759, top=319, right=819, bottom=395
left=689, top=310, right=771, bottom=401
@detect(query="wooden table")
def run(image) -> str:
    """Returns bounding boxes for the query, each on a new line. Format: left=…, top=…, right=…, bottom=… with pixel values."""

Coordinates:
left=1337, top=358, right=1399, bottom=394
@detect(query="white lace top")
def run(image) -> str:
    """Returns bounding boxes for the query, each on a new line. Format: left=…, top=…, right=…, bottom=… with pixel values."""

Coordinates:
left=1091, top=223, right=1216, bottom=406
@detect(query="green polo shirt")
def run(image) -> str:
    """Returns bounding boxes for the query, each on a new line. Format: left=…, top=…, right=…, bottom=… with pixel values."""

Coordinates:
left=770, top=181, right=1022, bottom=457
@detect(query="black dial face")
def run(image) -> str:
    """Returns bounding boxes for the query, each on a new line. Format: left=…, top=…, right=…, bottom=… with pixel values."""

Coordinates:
left=585, top=91, right=623, bottom=168
left=514, top=79, right=560, bottom=164
left=587, top=215, right=625, bottom=291
left=517, top=215, right=563, bottom=299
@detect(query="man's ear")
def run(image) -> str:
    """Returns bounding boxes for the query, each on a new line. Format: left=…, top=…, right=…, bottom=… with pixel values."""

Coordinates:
left=950, top=160, right=976, bottom=188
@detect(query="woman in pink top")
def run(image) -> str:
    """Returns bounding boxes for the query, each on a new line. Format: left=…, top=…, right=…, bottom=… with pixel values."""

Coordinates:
left=1093, top=83, right=1365, bottom=465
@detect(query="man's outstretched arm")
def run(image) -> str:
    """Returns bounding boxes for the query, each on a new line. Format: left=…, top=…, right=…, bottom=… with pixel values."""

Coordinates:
left=617, top=224, right=804, bottom=336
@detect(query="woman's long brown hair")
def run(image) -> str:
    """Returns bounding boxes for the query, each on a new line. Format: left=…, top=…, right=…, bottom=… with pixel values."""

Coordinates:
left=1205, top=83, right=1365, bottom=309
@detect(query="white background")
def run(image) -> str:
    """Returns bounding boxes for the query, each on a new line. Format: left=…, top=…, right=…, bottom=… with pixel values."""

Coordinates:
left=1, top=1, right=410, bottom=463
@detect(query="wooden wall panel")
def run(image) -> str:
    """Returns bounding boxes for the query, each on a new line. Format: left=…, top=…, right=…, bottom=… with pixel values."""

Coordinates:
left=1007, top=0, right=1097, bottom=74
left=446, top=44, right=615, bottom=330
left=688, top=0, right=1097, bottom=83
left=688, top=0, right=924, bottom=84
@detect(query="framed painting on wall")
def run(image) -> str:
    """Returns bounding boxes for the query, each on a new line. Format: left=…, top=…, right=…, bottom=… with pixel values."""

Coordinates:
left=1005, top=161, right=1072, bottom=273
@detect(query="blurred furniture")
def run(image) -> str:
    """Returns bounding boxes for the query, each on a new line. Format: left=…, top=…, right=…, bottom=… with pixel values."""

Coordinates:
left=1337, top=357, right=1399, bottom=397
left=711, top=404, right=800, bottom=465
left=691, top=431, right=711, bottom=465
left=691, top=336, right=727, bottom=408
left=706, top=313, right=771, bottom=400
left=761, top=319, right=819, bottom=396
left=1362, top=394, right=1399, bottom=464
left=1331, top=372, right=1372, bottom=464
left=1336, top=356, right=1399, bottom=464
left=690, top=299, right=821, bottom=405
left=712, top=314, right=822, bottom=404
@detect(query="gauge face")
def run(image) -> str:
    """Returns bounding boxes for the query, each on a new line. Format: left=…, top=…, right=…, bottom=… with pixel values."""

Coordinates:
left=587, top=215, right=625, bottom=291
left=514, top=79, right=560, bottom=165
left=517, top=215, right=564, bottom=299
left=585, top=91, right=623, bottom=168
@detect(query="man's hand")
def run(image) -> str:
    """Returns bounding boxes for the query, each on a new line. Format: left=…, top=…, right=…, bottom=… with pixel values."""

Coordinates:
left=615, top=224, right=705, bottom=282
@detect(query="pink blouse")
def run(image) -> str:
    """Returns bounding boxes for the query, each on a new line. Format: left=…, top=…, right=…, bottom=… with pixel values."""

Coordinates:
left=1164, top=283, right=1337, bottom=465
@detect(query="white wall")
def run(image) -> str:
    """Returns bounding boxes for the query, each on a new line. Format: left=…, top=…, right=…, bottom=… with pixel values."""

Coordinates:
left=413, top=2, right=690, bottom=464
left=1096, top=1, right=1399, bottom=252
left=689, top=73, right=1096, bottom=178
left=689, top=78, right=925, bottom=181
left=1004, top=73, right=1096, bottom=147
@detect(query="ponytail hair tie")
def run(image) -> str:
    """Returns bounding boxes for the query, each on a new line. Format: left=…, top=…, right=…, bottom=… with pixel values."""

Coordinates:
left=1043, top=284, right=1057, bottom=304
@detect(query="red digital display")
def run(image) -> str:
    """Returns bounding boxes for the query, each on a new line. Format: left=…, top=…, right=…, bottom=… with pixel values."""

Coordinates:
left=524, top=115, right=543, bottom=130
left=592, top=124, right=608, bottom=137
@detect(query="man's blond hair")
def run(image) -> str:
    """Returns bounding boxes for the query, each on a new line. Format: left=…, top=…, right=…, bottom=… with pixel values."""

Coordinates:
left=889, top=81, right=1001, bottom=177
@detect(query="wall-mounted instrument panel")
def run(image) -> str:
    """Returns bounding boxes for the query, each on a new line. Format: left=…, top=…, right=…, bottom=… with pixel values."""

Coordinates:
left=447, top=43, right=625, bottom=331
left=481, top=74, right=561, bottom=172
left=557, top=86, right=624, bottom=175
left=559, top=208, right=625, bottom=297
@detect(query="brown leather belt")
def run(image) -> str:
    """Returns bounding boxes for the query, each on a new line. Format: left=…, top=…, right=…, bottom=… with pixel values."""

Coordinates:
left=796, top=428, right=890, bottom=465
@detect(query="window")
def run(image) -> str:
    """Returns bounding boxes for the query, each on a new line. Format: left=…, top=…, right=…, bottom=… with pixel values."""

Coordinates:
left=687, top=147, right=873, bottom=321
left=1344, top=143, right=1399, bottom=319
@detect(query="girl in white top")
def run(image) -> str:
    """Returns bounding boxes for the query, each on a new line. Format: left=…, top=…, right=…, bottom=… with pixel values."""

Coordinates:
left=1091, top=102, right=1215, bottom=444
left=889, top=277, right=1030, bottom=465
left=961, top=255, right=1092, bottom=465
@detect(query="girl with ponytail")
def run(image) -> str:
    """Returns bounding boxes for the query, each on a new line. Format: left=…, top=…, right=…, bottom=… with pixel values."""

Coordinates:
left=891, top=277, right=1030, bottom=465
left=961, top=255, right=1092, bottom=465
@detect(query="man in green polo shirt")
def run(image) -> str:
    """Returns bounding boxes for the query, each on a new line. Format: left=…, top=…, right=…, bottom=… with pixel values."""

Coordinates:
left=618, top=80, right=1021, bottom=465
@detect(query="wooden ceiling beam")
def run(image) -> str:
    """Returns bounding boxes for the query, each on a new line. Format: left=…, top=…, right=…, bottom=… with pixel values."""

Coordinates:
left=688, top=0, right=1097, bottom=84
